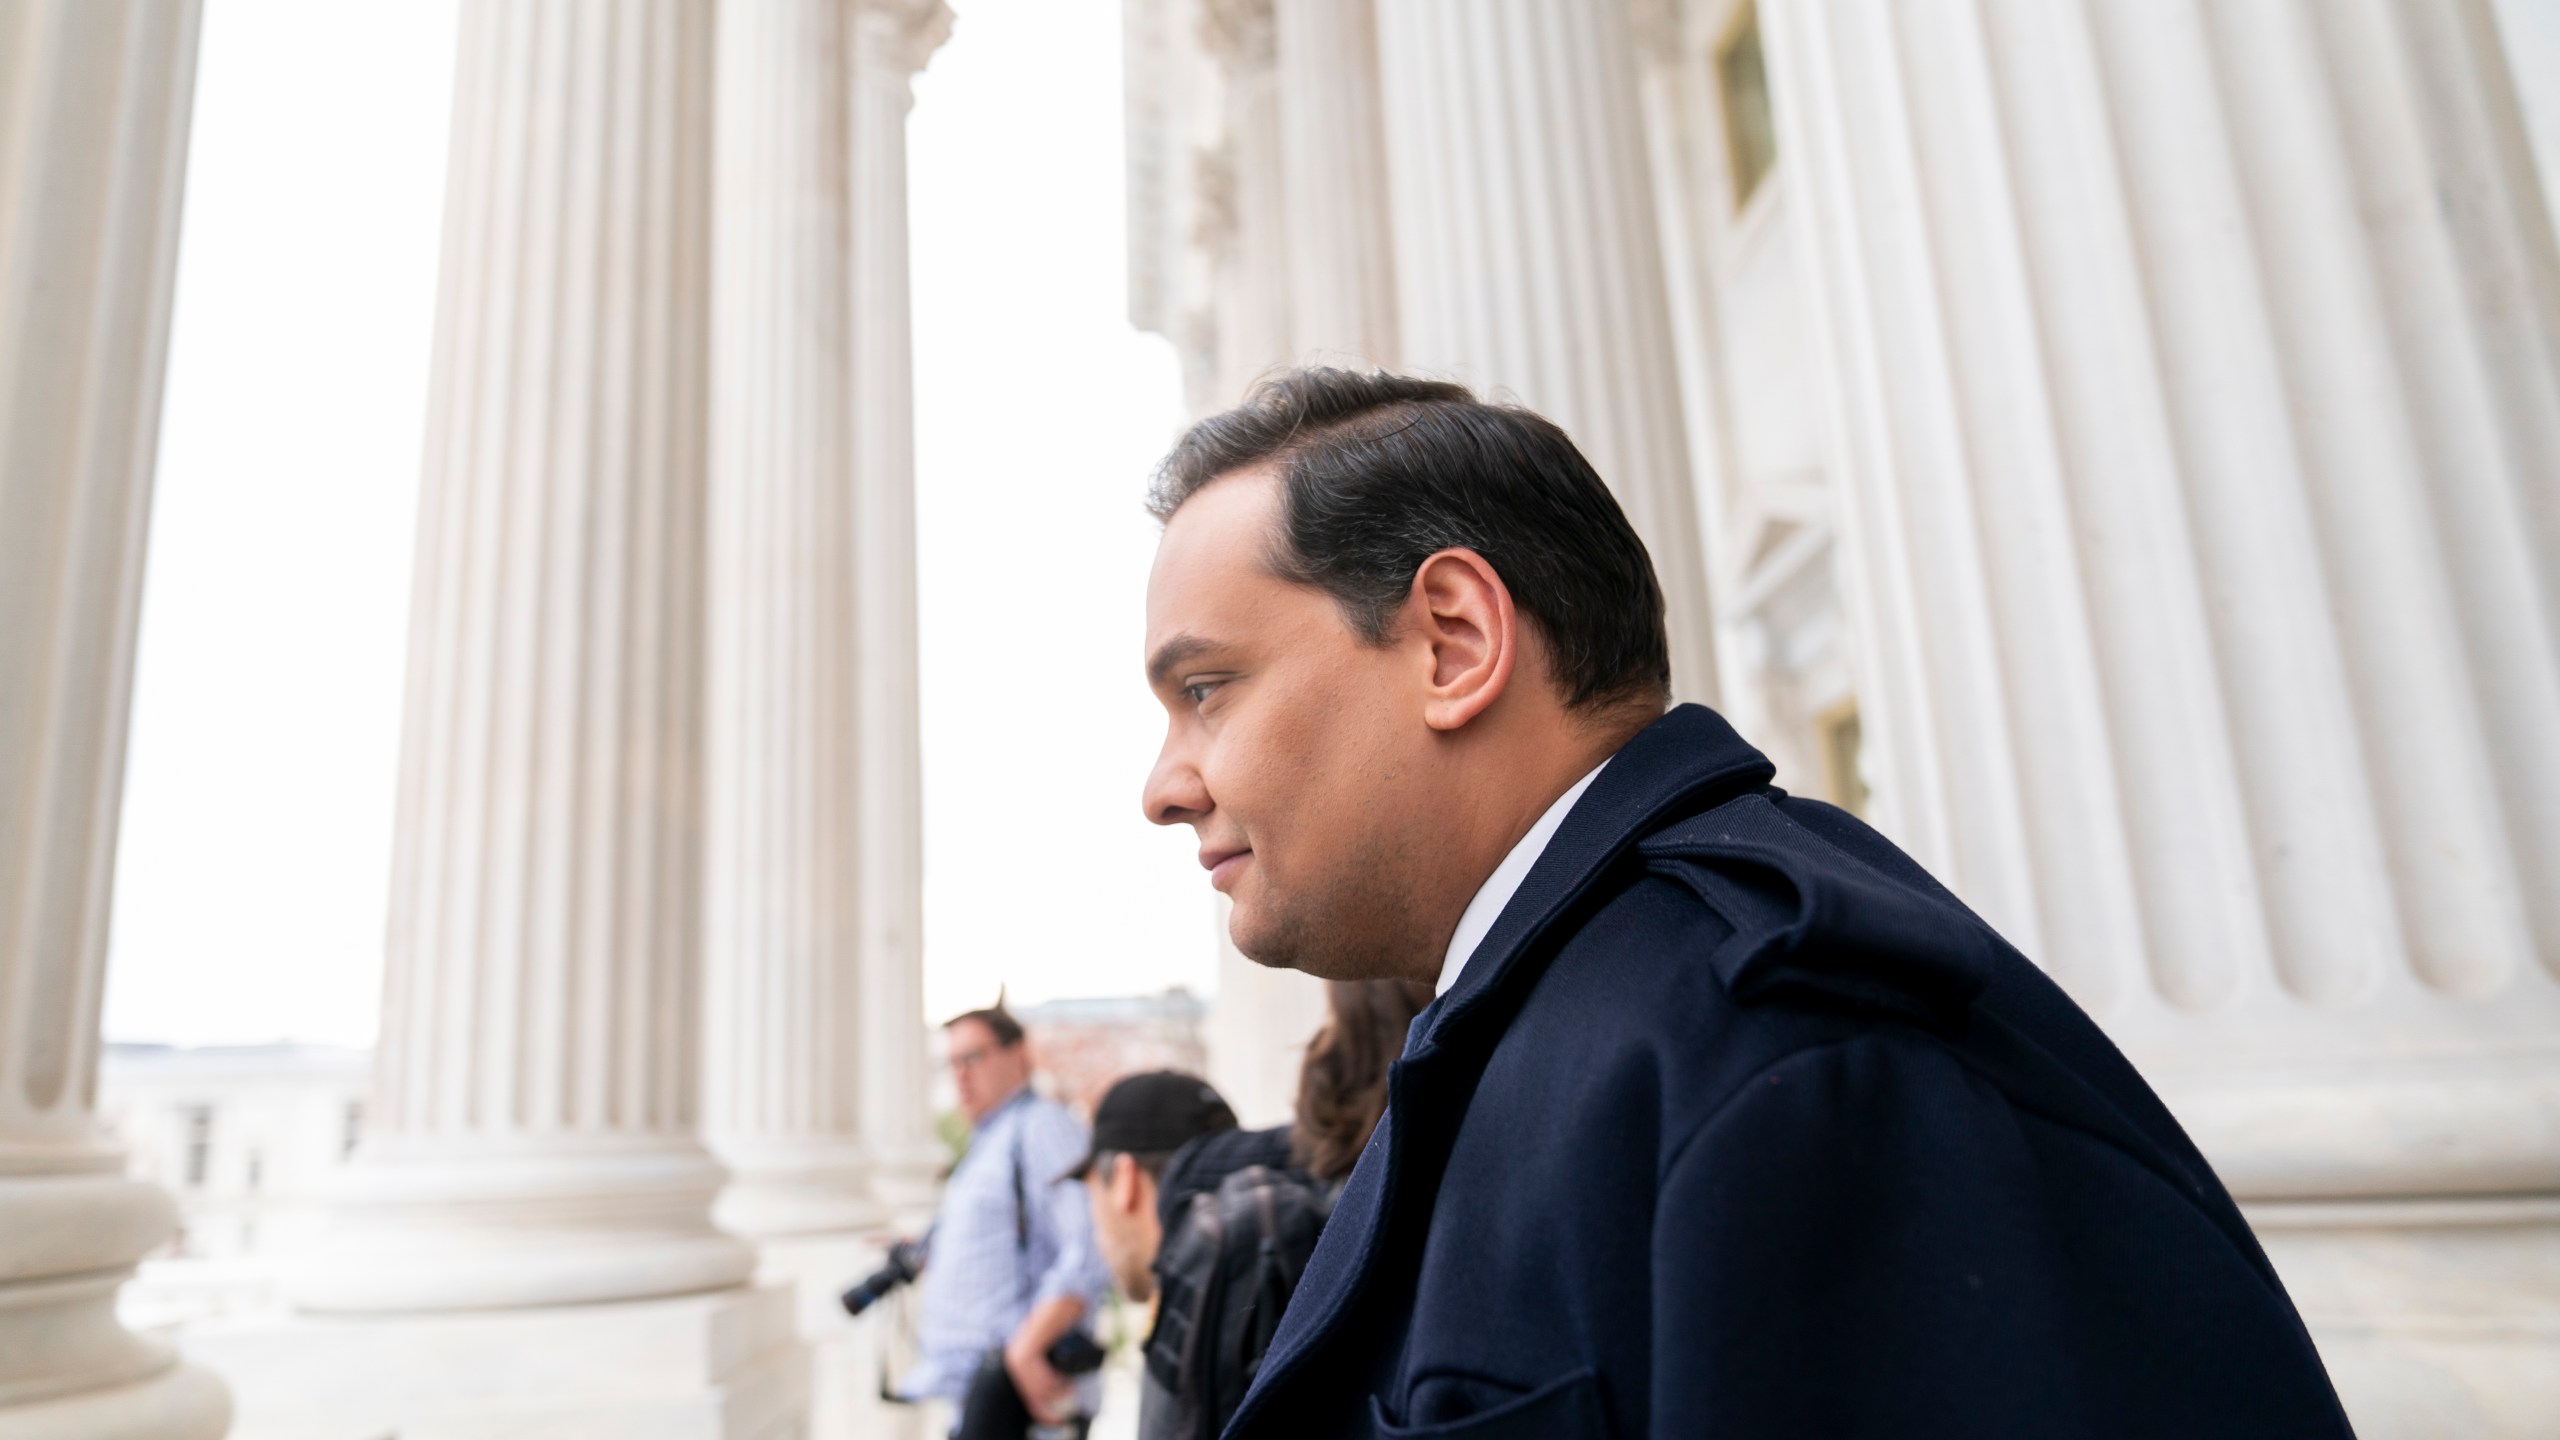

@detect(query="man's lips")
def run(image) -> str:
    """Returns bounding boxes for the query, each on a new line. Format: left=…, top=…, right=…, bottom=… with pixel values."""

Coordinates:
left=1199, top=846, right=1251, bottom=891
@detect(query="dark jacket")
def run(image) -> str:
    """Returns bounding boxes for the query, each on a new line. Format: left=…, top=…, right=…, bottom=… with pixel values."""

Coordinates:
left=1145, top=1151, right=1331, bottom=1440
left=1223, top=705, right=2351, bottom=1439
left=1141, top=1123, right=1312, bottom=1440
left=1157, top=1123, right=1298, bottom=1230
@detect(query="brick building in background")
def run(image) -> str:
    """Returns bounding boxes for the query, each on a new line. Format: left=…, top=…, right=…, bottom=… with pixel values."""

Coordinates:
left=1018, top=990, right=1212, bottom=1119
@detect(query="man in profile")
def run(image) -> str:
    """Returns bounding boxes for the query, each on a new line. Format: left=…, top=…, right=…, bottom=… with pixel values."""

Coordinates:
left=1136, top=369, right=2352, bottom=1437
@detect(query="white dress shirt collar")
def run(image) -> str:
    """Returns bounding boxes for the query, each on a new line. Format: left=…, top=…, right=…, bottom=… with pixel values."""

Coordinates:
left=1436, top=761, right=1608, bottom=997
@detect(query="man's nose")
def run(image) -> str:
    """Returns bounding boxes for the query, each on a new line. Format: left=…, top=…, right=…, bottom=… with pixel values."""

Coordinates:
left=1143, top=741, right=1210, bottom=828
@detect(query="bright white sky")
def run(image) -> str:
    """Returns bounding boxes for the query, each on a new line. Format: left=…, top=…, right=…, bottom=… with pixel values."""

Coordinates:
left=102, top=0, right=1213, bottom=1048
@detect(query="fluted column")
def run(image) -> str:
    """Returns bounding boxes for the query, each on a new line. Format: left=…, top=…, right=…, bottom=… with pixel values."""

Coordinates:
left=1274, top=0, right=1397, bottom=366
left=704, top=0, right=947, bottom=1239
left=848, top=0, right=951, bottom=1218
left=293, top=0, right=753, bottom=1313
left=703, top=0, right=869, bottom=1241
left=1373, top=0, right=1718, bottom=700
left=1765, top=1, right=2560, bottom=1429
left=1197, top=0, right=1293, bottom=401
left=0, top=4, right=230, bottom=1432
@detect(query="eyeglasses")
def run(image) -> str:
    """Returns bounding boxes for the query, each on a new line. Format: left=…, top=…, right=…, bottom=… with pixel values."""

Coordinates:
left=948, top=1046, right=998, bottom=1074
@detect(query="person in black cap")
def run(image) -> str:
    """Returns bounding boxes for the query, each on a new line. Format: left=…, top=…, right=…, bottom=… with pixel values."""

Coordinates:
left=1066, top=1071, right=1242, bottom=1304
left=1071, top=1071, right=1323, bottom=1440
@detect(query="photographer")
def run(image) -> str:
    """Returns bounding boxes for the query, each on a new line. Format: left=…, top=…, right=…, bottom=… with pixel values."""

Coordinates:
left=893, top=1005, right=1107, bottom=1437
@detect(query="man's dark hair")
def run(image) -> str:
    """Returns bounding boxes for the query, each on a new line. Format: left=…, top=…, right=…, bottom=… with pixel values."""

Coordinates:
left=1147, top=368, right=1671, bottom=709
left=942, top=1004, right=1024, bottom=1048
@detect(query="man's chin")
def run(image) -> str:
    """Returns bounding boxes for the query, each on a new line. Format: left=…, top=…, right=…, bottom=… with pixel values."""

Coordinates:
left=1223, top=900, right=1295, bottom=970
left=1227, top=900, right=1428, bottom=984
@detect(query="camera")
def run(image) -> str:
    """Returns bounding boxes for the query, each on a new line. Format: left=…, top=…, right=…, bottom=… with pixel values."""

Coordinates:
left=845, top=1238, right=1105, bottom=1380
left=839, top=1237, right=927, bottom=1316
left=1043, top=1330, right=1105, bottom=1377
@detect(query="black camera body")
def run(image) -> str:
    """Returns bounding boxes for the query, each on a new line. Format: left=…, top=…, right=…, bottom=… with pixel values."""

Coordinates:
left=844, top=1237, right=1106, bottom=1380
left=839, top=1237, right=927, bottom=1317
left=1043, top=1329, right=1105, bottom=1376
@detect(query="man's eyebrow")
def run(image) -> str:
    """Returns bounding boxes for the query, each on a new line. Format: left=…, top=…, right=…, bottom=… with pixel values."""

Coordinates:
left=1146, top=633, right=1222, bottom=688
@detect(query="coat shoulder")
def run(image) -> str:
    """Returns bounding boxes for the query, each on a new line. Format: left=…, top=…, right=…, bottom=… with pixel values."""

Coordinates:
left=1620, top=789, right=1996, bottom=1029
left=1540, top=789, right=2233, bottom=1217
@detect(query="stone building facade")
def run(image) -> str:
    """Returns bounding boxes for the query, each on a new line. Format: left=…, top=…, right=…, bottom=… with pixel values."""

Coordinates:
left=1125, top=0, right=2560, bottom=1434
left=99, top=1044, right=372, bottom=1267
left=4, top=0, right=2556, bottom=1436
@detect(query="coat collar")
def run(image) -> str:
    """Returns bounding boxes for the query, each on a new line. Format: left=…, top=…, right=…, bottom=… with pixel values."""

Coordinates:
left=1227, top=705, right=1775, bottom=1436
left=1412, top=703, right=1776, bottom=1059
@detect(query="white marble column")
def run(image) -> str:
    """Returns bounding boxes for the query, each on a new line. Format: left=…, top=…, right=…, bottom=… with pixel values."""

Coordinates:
left=1372, top=0, right=1718, bottom=701
left=0, top=4, right=231, bottom=1432
left=706, top=0, right=863, bottom=1243
left=1764, top=1, right=2560, bottom=1429
left=705, top=0, right=949, bottom=1239
left=1123, top=0, right=1225, bottom=413
left=293, top=0, right=754, bottom=1313
left=849, top=0, right=952, bottom=1220
left=1273, top=0, right=1398, bottom=367
left=1199, top=0, right=1295, bottom=401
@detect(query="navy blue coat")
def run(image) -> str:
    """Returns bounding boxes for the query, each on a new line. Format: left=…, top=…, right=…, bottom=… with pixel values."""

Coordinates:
left=1224, top=706, right=2351, bottom=1439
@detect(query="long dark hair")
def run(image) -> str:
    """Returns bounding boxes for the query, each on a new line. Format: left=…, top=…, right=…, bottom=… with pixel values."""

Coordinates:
left=1291, top=978, right=1435, bottom=1182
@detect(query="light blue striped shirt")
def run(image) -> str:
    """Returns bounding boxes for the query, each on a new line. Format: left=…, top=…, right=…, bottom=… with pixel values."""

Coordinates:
left=902, top=1086, right=1109, bottom=1403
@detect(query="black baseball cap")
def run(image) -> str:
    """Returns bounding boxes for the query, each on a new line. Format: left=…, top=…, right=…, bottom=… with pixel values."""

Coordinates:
left=1064, top=1071, right=1238, bottom=1181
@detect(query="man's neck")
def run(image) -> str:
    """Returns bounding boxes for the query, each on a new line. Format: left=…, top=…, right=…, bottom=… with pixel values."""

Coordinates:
left=1454, top=707, right=1648, bottom=886
left=971, top=1082, right=1029, bottom=1130
left=1434, top=757, right=1611, bottom=995
left=1422, top=706, right=1656, bottom=976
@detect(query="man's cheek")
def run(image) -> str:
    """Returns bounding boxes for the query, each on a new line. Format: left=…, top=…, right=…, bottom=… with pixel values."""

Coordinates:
left=1204, top=733, right=1275, bottom=835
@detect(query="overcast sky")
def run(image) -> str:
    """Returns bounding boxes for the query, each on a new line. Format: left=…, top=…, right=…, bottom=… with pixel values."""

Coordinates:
left=103, top=0, right=1212, bottom=1048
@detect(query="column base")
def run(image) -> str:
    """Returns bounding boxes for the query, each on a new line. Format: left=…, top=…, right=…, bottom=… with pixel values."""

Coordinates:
left=185, top=1283, right=807, bottom=1440
left=857, top=1141, right=947, bottom=1230
left=0, top=1361, right=232, bottom=1440
left=710, top=1140, right=882, bottom=1239
left=750, top=1232, right=937, bottom=1440
left=2253, top=1194, right=2560, bottom=1439
left=0, top=1165, right=233, bottom=1435
left=2154, top=1051, right=2560, bottom=1199
left=289, top=1141, right=756, bottom=1313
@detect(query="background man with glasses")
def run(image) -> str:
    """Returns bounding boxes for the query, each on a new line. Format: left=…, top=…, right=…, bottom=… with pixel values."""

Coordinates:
left=899, top=1004, right=1107, bottom=1437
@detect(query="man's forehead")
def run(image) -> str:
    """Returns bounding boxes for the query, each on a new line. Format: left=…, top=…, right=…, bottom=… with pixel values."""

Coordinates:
left=1153, top=468, right=1278, bottom=572
left=1146, top=467, right=1284, bottom=636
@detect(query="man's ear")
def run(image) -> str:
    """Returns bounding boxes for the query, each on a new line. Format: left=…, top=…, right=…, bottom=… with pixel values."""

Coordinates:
left=1408, top=548, right=1517, bottom=732
left=1110, top=1153, right=1148, bottom=1215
